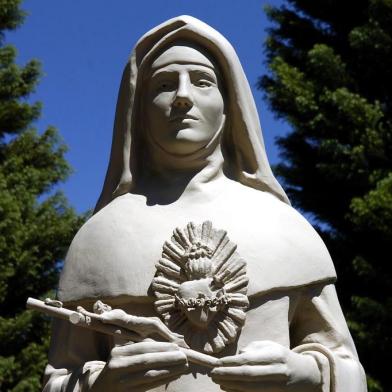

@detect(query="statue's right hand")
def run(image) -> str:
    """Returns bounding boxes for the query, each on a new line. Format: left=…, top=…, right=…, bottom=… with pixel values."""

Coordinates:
left=87, top=306, right=186, bottom=346
left=90, top=341, right=188, bottom=392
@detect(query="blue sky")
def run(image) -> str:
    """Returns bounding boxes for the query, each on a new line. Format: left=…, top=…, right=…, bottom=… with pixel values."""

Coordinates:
left=8, top=0, right=289, bottom=213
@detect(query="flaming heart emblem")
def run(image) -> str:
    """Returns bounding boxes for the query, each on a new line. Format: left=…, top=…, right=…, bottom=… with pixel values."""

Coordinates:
left=151, top=221, right=249, bottom=354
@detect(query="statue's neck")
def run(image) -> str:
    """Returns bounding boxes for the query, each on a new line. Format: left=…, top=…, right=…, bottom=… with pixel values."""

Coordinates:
left=135, top=138, right=225, bottom=204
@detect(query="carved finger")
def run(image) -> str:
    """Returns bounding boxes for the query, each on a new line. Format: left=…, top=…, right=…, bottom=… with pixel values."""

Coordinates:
left=146, top=319, right=178, bottom=338
left=136, top=318, right=182, bottom=342
left=129, top=374, right=184, bottom=392
left=124, top=317, right=188, bottom=347
left=116, top=364, right=188, bottom=387
left=211, top=364, right=288, bottom=381
left=219, top=351, right=285, bottom=366
left=122, top=315, right=179, bottom=340
left=111, top=342, right=179, bottom=357
left=215, top=380, right=285, bottom=392
left=109, top=350, right=187, bottom=372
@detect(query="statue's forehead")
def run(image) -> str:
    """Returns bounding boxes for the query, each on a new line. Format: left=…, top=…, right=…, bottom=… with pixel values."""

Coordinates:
left=150, top=45, right=215, bottom=71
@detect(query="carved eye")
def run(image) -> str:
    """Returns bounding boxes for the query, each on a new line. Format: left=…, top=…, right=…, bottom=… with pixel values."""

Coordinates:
left=195, top=80, right=212, bottom=88
left=157, top=81, right=174, bottom=91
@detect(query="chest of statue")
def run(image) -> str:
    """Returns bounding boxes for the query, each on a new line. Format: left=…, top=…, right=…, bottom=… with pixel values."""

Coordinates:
left=60, top=185, right=334, bottom=317
left=94, top=191, right=287, bottom=300
left=78, top=191, right=299, bottom=358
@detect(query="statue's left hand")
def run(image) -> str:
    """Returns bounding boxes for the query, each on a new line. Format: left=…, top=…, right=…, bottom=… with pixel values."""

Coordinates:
left=211, top=341, right=322, bottom=392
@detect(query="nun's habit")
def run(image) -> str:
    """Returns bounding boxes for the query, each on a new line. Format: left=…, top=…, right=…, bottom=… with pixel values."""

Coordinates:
left=44, top=16, right=366, bottom=392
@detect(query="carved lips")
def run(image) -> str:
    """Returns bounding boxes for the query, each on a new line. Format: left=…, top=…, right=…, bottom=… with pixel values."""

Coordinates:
left=169, top=114, right=199, bottom=122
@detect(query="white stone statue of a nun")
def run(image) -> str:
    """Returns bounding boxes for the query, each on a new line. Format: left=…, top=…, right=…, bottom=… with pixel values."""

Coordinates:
left=43, top=16, right=367, bottom=392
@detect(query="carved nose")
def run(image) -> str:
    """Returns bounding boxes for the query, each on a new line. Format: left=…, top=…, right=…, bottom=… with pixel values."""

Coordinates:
left=173, top=95, right=193, bottom=109
left=172, top=76, right=193, bottom=109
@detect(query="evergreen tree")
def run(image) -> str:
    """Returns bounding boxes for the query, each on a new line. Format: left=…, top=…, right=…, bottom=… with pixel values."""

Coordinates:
left=0, top=1, right=84, bottom=390
left=260, top=0, right=391, bottom=390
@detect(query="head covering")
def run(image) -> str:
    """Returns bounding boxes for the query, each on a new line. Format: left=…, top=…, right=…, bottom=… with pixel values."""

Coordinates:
left=94, top=15, right=289, bottom=213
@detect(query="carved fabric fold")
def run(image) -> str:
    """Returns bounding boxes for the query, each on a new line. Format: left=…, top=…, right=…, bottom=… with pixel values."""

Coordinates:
left=94, top=15, right=290, bottom=213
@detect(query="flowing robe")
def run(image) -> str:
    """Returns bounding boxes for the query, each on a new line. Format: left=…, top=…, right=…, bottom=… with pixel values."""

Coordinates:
left=43, top=180, right=366, bottom=391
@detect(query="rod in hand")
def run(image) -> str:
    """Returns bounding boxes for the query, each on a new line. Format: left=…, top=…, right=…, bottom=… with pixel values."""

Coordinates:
left=26, top=297, right=219, bottom=369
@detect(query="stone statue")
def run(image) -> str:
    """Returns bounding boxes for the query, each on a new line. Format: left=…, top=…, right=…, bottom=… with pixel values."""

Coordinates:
left=43, top=16, right=367, bottom=392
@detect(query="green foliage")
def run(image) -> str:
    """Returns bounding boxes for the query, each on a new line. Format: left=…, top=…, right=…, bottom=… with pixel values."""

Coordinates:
left=0, top=0, right=25, bottom=41
left=0, top=0, right=84, bottom=390
left=260, top=0, right=392, bottom=390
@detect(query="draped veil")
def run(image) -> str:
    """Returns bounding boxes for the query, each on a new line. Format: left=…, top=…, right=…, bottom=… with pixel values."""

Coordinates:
left=94, top=15, right=289, bottom=213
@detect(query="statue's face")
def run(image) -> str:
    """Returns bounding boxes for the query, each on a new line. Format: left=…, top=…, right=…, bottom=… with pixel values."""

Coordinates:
left=146, top=45, right=225, bottom=155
